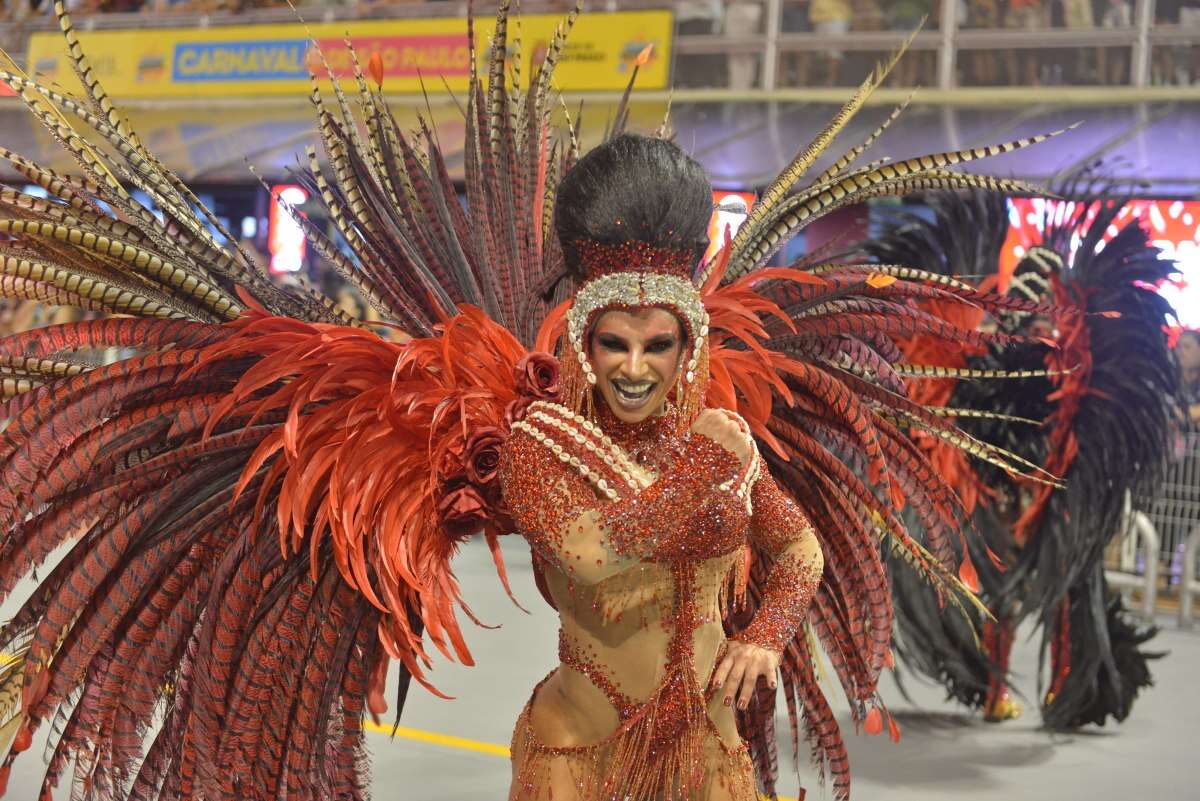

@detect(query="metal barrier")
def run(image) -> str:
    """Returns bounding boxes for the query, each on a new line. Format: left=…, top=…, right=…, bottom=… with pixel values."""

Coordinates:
left=1133, top=430, right=1200, bottom=625
left=1180, top=526, right=1200, bottom=628
left=1106, top=499, right=1159, bottom=620
left=1141, top=432, right=1200, bottom=565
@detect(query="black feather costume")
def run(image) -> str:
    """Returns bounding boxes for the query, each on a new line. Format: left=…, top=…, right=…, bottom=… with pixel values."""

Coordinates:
left=864, top=186, right=1178, bottom=729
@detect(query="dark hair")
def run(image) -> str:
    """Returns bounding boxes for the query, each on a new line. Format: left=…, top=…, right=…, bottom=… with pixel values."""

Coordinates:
left=554, top=133, right=712, bottom=277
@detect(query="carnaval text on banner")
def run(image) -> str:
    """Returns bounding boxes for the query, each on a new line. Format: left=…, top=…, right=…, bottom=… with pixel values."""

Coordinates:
left=25, top=10, right=672, bottom=98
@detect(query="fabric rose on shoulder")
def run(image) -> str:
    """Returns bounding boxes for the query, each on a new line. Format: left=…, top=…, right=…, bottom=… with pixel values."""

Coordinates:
left=465, top=428, right=505, bottom=487
left=438, top=478, right=488, bottom=543
left=514, top=352, right=561, bottom=400
left=504, top=397, right=535, bottom=430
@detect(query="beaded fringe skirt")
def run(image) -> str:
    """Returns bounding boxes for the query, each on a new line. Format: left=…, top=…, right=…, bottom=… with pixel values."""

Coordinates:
left=508, top=673, right=758, bottom=801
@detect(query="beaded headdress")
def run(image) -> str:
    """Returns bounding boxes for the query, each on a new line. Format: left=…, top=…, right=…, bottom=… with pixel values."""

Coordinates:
left=560, top=239, right=710, bottom=424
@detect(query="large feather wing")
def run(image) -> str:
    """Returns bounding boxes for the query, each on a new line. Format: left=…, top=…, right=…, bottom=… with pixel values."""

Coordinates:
left=689, top=76, right=1070, bottom=795
left=0, top=1, right=572, bottom=798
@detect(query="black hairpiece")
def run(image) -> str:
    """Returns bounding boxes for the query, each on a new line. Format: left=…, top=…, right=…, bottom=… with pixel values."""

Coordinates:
left=555, top=133, right=712, bottom=277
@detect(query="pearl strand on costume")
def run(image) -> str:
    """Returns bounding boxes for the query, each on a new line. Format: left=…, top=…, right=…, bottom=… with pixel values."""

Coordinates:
left=510, top=419, right=623, bottom=500
left=527, top=401, right=644, bottom=480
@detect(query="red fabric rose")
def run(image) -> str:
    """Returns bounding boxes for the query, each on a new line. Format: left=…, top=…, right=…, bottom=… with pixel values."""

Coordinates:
left=465, top=428, right=505, bottom=487
left=504, top=396, right=535, bottom=430
left=438, top=481, right=488, bottom=542
left=514, top=352, right=561, bottom=400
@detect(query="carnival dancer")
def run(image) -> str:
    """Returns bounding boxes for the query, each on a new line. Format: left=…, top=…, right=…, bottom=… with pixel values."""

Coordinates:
left=0, top=2, right=1063, bottom=798
left=866, top=186, right=1176, bottom=728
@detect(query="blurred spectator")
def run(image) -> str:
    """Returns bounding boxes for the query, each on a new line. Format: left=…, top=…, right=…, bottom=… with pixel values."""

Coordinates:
left=1098, top=0, right=1132, bottom=84
left=965, top=0, right=1000, bottom=27
left=676, top=0, right=723, bottom=87
left=1156, top=1, right=1200, bottom=86
left=780, top=1, right=812, bottom=86
left=151, top=0, right=216, bottom=11
left=1100, top=0, right=1132, bottom=27
left=30, top=0, right=145, bottom=13
left=1005, top=0, right=1050, bottom=86
left=809, top=0, right=851, bottom=85
left=1060, top=0, right=1096, bottom=83
left=1182, top=1, right=1200, bottom=86
left=725, top=0, right=763, bottom=90
left=851, top=0, right=884, bottom=30
left=965, top=0, right=1001, bottom=84
left=1185, top=0, right=1200, bottom=27
left=841, top=0, right=883, bottom=84
left=1177, top=330, right=1200, bottom=425
left=44, top=0, right=103, bottom=15
left=888, top=0, right=932, bottom=30
left=887, top=0, right=932, bottom=86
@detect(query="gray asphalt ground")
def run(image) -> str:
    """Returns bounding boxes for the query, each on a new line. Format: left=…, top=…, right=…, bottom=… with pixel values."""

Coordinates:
left=4, top=534, right=1198, bottom=800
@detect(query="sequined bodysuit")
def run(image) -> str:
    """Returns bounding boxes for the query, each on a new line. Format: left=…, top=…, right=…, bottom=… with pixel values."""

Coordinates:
left=499, top=401, right=823, bottom=800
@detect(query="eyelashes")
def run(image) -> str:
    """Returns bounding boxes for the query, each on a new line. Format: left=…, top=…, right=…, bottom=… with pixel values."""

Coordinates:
left=595, top=336, right=679, bottom=354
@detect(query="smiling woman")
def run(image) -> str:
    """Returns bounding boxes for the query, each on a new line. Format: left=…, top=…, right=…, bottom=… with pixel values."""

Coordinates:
left=498, top=133, right=825, bottom=801
left=589, top=308, right=683, bottom=420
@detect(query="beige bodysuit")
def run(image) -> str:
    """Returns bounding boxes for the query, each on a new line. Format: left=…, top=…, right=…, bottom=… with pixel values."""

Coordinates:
left=500, top=401, right=823, bottom=801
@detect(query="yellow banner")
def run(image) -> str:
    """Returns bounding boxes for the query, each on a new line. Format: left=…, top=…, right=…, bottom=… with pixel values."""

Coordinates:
left=25, top=11, right=672, bottom=99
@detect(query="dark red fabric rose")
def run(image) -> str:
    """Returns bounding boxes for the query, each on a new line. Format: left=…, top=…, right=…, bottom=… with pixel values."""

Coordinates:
left=437, top=434, right=468, bottom=477
left=465, top=428, right=505, bottom=486
left=503, top=396, right=535, bottom=430
left=514, top=352, right=561, bottom=400
left=438, top=481, right=488, bottom=542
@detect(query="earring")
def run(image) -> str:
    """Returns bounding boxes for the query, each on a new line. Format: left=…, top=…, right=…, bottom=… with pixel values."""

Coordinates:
left=677, top=314, right=710, bottom=432
left=562, top=335, right=598, bottom=420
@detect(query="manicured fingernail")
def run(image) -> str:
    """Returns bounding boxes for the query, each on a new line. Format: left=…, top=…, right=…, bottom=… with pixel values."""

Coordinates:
left=738, top=700, right=748, bottom=710
left=723, top=696, right=732, bottom=707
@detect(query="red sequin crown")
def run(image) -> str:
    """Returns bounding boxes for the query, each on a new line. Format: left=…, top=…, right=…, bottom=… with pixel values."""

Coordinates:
left=574, top=239, right=698, bottom=281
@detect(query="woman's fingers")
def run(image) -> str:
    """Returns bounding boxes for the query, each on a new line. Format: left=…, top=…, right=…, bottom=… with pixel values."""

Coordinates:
left=715, top=644, right=782, bottom=710
left=737, top=671, right=757, bottom=711
left=722, top=661, right=748, bottom=708
left=710, top=654, right=735, bottom=692
left=695, top=412, right=753, bottom=466
left=737, top=660, right=769, bottom=710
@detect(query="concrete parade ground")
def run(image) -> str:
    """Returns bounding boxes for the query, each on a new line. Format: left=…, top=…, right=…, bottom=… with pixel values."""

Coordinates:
left=4, top=535, right=1197, bottom=800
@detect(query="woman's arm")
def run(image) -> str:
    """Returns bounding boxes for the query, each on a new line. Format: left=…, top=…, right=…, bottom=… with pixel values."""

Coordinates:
left=734, top=472, right=824, bottom=651
left=711, top=469, right=824, bottom=709
left=499, top=426, right=617, bottom=586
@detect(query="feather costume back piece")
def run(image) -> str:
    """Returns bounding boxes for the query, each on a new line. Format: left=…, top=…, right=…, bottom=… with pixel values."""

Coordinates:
left=866, top=184, right=1176, bottom=730
left=0, top=2, right=1063, bottom=799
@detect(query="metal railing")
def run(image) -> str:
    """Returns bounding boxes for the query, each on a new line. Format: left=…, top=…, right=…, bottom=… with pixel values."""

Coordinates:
left=1132, top=430, right=1200, bottom=625
left=1, top=1, right=1198, bottom=93
left=1107, top=496, right=1160, bottom=620
left=1180, top=526, right=1200, bottom=627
